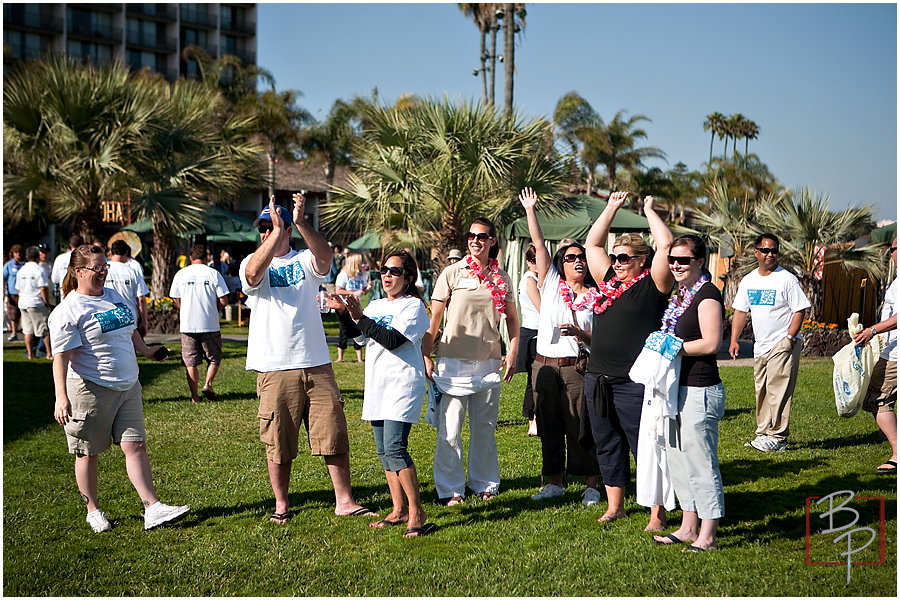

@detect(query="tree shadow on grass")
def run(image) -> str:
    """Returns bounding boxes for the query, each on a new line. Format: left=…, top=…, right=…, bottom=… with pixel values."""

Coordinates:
left=800, top=431, right=886, bottom=451
left=721, top=456, right=821, bottom=487
left=3, top=354, right=56, bottom=442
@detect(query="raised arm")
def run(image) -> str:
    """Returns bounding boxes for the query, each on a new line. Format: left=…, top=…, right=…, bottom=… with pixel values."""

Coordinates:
left=292, top=192, right=332, bottom=276
left=585, top=191, right=628, bottom=282
left=644, top=196, right=675, bottom=294
left=518, top=187, right=552, bottom=286
left=244, top=195, right=289, bottom=287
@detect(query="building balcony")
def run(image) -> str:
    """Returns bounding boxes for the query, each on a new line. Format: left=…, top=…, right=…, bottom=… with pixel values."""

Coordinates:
left=179, top=8, right=217, bottom=29
left=67, top=23, right=123, bottom=43
left=125, top=4, right=178, bottom=21
left=3, top=12, right=64, bottom=33
left=125, top=31, right=177, bottom=53
left=222, top=47, right=255, bottom=64
left=221, top=18, right=255, bottom=36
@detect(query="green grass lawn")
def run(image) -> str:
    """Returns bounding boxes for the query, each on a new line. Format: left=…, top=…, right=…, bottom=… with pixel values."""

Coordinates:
left=3, top=343, right=896, bottom=596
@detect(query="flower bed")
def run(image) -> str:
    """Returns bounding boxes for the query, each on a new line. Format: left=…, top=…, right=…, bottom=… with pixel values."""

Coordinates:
left=726, top=315, right=849, bottom=357
left=147, top=297, right=179, bottom=334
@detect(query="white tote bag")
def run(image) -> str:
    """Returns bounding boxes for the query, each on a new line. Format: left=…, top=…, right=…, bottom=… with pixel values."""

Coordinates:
left=832, top=313, right=884, bottom=418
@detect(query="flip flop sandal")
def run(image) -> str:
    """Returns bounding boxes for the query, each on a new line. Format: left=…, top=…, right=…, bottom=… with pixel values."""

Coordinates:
left=653, top=533, right=686, bottom=546
left=201, top=388, right=219, bottom=401
left=876, top=460, right=897, bottom=473
left=270, top=512, right=292, bottom=525
left=403, top=522, right=438, bottom=538
left=344, top=507, right=378, bottom=517
left=369, top=518, right=404, bottom=528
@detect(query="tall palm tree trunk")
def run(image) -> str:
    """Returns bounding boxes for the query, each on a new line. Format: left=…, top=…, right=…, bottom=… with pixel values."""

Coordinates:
left=489, top=18, right=499, bottom=105
left=479, top=26, right=488, bottom=104
left=151, top=218, right=179, bottom=300
left=503, top=4, right=515, bottom=116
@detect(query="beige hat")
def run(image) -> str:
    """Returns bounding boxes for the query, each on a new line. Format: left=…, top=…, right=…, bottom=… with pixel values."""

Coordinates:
left=447, top=249, right=463, bottom=260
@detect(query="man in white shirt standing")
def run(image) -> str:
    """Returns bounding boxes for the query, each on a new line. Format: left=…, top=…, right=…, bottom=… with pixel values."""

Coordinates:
left=51, top=234, right=84, bottom=302
left=170, top=243, right=229, bottom=403
left=729, top=233, right=811, bottom=452
left=105, top=240, right=150, bottom=337
left=854, top=237, right=898, bottom=474
left=15, top=246, right=52, bottom=359
left=240, top=194, right=374, bottom=524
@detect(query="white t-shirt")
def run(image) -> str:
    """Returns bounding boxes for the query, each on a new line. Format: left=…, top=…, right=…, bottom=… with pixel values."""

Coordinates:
left=51, top=251, right=71, bottom=287
left=15, top=261, right=50, bottom=310
left=880, top=277, right=897, bottom=361
left=48, top=288, right=138, bottom=391
left=169, top=263, right=229, bottom=333
left=335, top=271, right=368, bottom=294
left=104, top=261, right=149, bottom=324
left=733, top=266, right=811, bottom=357
left=359, top=295, right=430, bottom=423
left=535, top=266, right=594, bottom=358
left=240, top=249, right=330, bottom=371
left=127, top=258, right=145, bottom=283
left=518, top=270, right=540, bottom=330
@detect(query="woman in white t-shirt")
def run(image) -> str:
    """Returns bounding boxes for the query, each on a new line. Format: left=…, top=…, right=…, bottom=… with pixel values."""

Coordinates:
left=329, top=250, right=436, bottom=537
left=335, top=253, right=371, bottom=362
left=49, top=245, right=190, bottom=534
left=519, top=187, right=601, bottom=506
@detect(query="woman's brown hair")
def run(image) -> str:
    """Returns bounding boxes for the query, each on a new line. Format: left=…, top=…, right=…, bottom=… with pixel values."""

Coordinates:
left=62, top=245, right=105, bottom=296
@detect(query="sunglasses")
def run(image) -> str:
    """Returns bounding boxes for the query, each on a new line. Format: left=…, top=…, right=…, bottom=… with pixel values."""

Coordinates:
left=667, top=255, right=696, bottom=266
left=380, top=266, right=405, bottom=276
left=755, top=247, right=778, bottom=255
left=609, top=253, right=638, bottom=265
left=79, top=265, right=108, bottom=274
left=891, top=246, right=897, bottom=253
left=563, top=253, right=586, bottom=263
left=258, top=225, right=273, bottom=234
left=466, top=232, right=493, bottom=242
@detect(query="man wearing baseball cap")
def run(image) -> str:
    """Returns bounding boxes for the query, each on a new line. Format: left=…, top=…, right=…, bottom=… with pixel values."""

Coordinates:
left=240, top=194, right=375, bottom=524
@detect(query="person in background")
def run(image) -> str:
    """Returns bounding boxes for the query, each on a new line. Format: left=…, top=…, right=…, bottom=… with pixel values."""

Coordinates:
left=50, top=244, right=189, bottom=533
left=3, top=244, right=25, bottom=341
left=52, top=234, right=84, bottom=303
left=519, top=188, right=601, bottom=506
left=729, top=233, right=810, bottom=452
left=583, top=191, right=674, bottom=530
left=853, top=237, right=898, bottom=474
left=219, top=249, right=232, bottom=277
left=518, top=243, right=541, bottom=437
left=335, top=252, right=371, bottom=363
left=15, top=246, right=53, bottom=360
left=105, top=241, right=150, bottom=338
left=38, top=244, right=53, bottom=289
left=423, top=216, right=520, bottom=505
left=330, top=250, right=437, bottom=537
left=240, top=194, right=374, bottom=524
left=652, top=235, right=725, bottom=552
left=447, top=248, right=463, bottom=264
left=170, top=244, right=230, bottom=403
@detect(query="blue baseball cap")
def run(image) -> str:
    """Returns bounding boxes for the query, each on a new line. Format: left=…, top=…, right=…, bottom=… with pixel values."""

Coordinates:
left=253, top=205, right=293, bottom=228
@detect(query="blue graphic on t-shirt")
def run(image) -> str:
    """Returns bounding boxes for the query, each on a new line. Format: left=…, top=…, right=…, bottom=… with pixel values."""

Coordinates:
left=747, top=289, right=776, bottom=306
left=373, top=315, right=394, bottom=330
left=95, top=303, right=135, bottom=332
left=269, top=261, right=306, bottom=287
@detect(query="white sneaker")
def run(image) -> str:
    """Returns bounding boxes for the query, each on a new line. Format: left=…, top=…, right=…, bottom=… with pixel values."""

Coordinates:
left=744, top=434, right=766, bottom=448
left=86, top=510, right=112, bottom=533
left=749, top=435, right=787, bottom=452
left=531, top=484, right=565, bottom=501
left=7, top=333, right=17, bottom=341
left=581, top=487, right=602, bottom=507
left=143, top=501, right=190, bottom=530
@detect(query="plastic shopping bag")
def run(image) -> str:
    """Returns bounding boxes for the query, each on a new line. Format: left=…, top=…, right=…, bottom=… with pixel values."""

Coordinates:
left=832, top=313, right=883, bottom=417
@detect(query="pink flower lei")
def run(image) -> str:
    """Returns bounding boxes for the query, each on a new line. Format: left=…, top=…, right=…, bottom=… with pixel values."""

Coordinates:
left=557, top=278, right=600, bottom=311
left=593, top=269, right=650, bottom=314
left=465, top=254, right=507, bottom=317
left=660, top=274, right=710, bottom=333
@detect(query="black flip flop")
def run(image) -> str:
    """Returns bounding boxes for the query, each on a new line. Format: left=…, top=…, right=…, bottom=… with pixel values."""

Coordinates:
left=345, top=507, right=378, bottom=517
left=653, top=533, right=685, bottom=546
left=403, top=522, right=438, bottom=538
left=370, top=518, right=404, bottom=528
left=201, top=388, right=219, bottom=401
left=876, top=459, right=897, bottom=473
left=270, top=511, right=292, bottom=524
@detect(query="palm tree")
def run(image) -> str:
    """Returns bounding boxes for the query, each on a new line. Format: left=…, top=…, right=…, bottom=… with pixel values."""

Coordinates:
left=255, top=88, right=313, bottom=198
left=553, top=91, right=606, bottom=194
left=743, top=118, right=760, bottom=156
left=3, top=56, right=152, bottom=241
left=301, top=98, right=362, bottom=204
left=458, top=3, right=494, bottom=104
left=665, top=161, right=701, bottom=224
left=703, top=112, right=726, bottom=163
left=754, top=187, right=882, bottom=321
left=323, top=97, right=569, bottom=270
left=597, top=110, right=666, bottom=194
left=704, top=153, right=781, bottom=204
left=501, top=4, right=526, bottom=116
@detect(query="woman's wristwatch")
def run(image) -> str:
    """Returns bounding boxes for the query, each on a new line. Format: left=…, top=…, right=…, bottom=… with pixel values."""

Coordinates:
left=870, top=326, right=879, bottom=337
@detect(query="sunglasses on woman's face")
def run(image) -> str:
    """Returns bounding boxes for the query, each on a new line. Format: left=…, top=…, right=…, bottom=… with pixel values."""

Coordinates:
left=563, top=253, right=586, bottom=263
left=380, top=266, right=405, bottom=276
left=755, top=247, right=778, bottom=255
left=609, top=253, right=637, bottom=265
left=667, top=255, right=696, bottom=266
left=466, top=232, right=493, bottom=242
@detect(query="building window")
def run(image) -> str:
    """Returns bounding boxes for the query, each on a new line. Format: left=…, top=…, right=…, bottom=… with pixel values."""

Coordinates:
left=67, top=40, right=113, bottom=65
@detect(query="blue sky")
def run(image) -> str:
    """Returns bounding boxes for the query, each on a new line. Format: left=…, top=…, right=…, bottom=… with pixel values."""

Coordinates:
left=257, top=2, right=897, bottom=222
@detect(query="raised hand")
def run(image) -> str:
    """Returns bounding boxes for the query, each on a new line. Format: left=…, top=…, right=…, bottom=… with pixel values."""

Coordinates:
left=643, top=195, right=656, bottom=212
left=518, top=187, right=538, bottom=211
left=292, top=192, right=306, bottom=227
left=608, top=190, right=629, bottom=210
left=268, top=195, right=283, bottom=230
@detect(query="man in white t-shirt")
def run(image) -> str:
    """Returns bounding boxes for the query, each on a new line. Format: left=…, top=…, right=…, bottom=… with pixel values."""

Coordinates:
left=15, top=246, right=52, bottom=359
left=854, top=237, right=898, bottom=474
left=51, top=234, right=84, bottom=303
left=170, top=243, right=229, bottom=403
left=729, top=233, right=811, bottom=452
left=240, top=194, right=374, bottom=524
left=105, top=240, right=150, bottom=337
